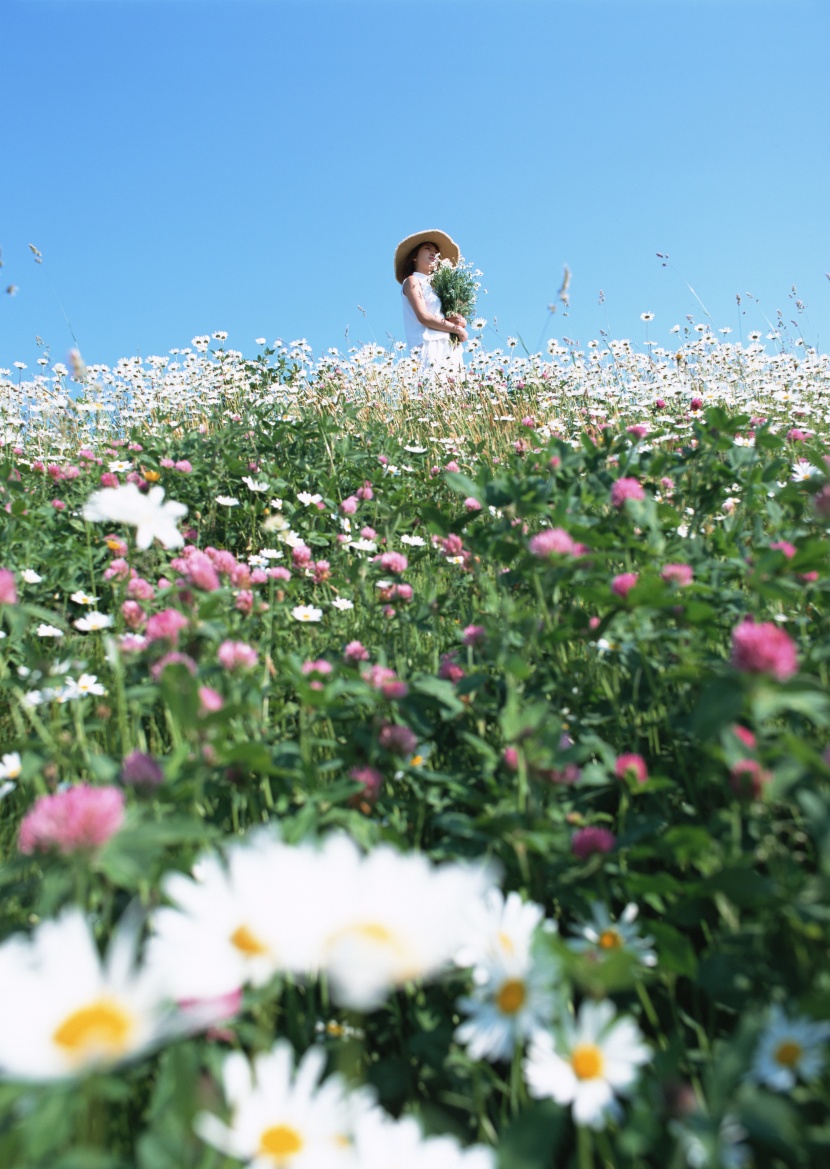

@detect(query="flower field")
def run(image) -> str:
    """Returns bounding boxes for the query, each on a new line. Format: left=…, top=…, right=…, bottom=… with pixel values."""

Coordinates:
left=1, top=329, right=830, bottom=1168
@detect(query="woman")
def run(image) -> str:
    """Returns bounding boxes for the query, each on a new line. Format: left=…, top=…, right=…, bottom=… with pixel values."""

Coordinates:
left=394, top=229, right=468, bottom=372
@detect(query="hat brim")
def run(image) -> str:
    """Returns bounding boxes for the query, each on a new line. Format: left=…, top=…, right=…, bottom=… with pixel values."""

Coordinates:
left=394, top=230, right=460, bottom=284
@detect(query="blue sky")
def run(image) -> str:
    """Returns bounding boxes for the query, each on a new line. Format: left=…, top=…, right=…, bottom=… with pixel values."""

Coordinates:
left=1, top=0, right=828, bottom=371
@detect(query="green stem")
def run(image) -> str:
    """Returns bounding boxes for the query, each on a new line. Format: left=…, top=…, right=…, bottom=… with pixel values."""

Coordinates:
left=577, top=1124, right=594, bottom=1169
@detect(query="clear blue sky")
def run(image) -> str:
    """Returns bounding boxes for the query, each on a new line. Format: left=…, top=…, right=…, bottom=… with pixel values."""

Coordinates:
left=2, top=0, right=828, bottom=371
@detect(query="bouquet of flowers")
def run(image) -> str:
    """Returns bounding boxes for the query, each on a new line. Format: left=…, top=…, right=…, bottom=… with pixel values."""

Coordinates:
left=429, top=255, right=480, bottom=345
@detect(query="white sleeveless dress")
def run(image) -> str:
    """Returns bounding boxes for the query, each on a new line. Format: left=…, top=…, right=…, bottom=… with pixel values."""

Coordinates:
left=401, top=272, right=464, bottom=373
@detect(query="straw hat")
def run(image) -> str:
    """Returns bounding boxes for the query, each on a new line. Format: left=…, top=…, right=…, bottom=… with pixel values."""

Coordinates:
left=394, top=229, right=460, bottom=284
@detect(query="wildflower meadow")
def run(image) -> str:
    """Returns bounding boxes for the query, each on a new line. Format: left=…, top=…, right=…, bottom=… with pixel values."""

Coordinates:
left=1, top=325, right=830, bottom=1169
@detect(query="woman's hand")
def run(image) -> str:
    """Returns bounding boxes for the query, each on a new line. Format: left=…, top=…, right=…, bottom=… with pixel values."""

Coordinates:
left=452, top=326, right=468, bottom=343
left=447, top=312, right=467, bottom=328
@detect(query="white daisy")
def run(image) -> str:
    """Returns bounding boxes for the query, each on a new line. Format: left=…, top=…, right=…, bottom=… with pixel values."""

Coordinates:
left=70, top=591, right=98, bottom=605
left=0, top=752, right=22, bottom=781
left=749, top=1005, right=830, bottom=1091
left=457, top=888, right=547, bottom=971
left=353, top=1110, right=495, bottom=1169
left=74, top=612, right=114, bottom=633
left=195, top=1041, right=365, bottom=1169
left=330, top=598, right=354, bottom=611
left=292, top=605, right=323, bottom=623
left=242, top=476, right=270, bottom=493
left=82, top=484, right=187, bottom=550
left=146, top=832, right=322, bottom=999
left=297, top=491, right=323, bottom=507
left=107, top=460, right=132, bottom=474
left=400, top=534, right=426, bottom=547
left=259, top=548, right=284, bottom=560
left=216, top=495, right=240, bottom=507
left=0, top=909, right=202, bottom=1081
left=64, top=674, right=107, bottom=699
left=455, top=949, right=559, bottom=1063
left=21, top=569, right=42, bottom=584
left=314, top=835, right=496, bottom=1011
left=791, top=459, right=821, bottom=482
left=567, top=903, right=657, bottom=967
left=36, top=624, right=64, bottom=638
left=348, top=538, right=377, bottom=553
left=524, top=1000, right=650, bottom=1129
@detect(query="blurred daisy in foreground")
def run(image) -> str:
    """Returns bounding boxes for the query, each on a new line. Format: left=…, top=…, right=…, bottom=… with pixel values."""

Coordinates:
left=195, top=1041, right=370, bottom=1168
left=353, top=1109, right=496, bottom=1169
left=82, top=483, right=187, bottom=550
left=749, top=1005, right=830, bottom=1091
left=0, top=909, right=204, bottom=1081
left=524, top=999, right=650, bottom=1129
left=314, top=834, right=496, bottom=1010
left=567, top=902, right=657, bottom=968
left=146, top=830, right=321, bottom=1000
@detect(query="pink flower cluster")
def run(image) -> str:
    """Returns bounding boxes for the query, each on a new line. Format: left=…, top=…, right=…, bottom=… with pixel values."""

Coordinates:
left=217, top=641, right=258, bottom=671
left=571, top=826, right=615, bottom=859
left=611, top=478, right=645, bottom=508
left=615, top=753, right=649, bottom=785
left=438, top=654, right=465, bottom=684
left=302, top=659, right=333, bottom=690
left=612, top=572, right=639, bottom=599
left=462, top=624, right=486, bottom=647
left=730, top=618, right=798, bottom=682
left=349, top=765, right=383, bottom=804
left=361, top=664, right=408, bottom=700
left=344, top=640, right=370, bottom=664
left=146, top=608, right=189, bottom=645
left=661, top=563, right=694, bottom=586
left=373, top=551, right=408, bottom=575
left=378, top=722, right=418, bottom=756
left=19, top=785, right=125, bottom=855
left=528, top=527, right=586, bottom=559
left=0, top=568, right=18, bottom=605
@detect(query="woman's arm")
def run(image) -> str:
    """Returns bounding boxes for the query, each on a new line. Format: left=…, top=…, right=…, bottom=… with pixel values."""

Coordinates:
left=402, top=277, right=468, bottom=341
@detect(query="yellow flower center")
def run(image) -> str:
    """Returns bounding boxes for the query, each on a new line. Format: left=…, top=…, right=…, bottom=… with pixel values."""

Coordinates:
left=571, top=1043, right=605, bottom=1080
left=259, top=1124, right=304, bottom=1159
left=598, top=928, right=622, bottom=950
left=495, top=978, right=527, bottom=1015
left=774, top=1039, right=803, bottom=1068
left=105, top=539, right=122, bottom=552
left=409, top=754, right=424, bottom=767
left=53, top=999, right=134, bottom=1061
left=230, top=924, right=270, bottom=956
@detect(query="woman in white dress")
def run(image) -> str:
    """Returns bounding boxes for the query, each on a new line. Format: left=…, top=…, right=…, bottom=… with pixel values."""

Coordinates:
left=394, top=229, right=468, bottom=373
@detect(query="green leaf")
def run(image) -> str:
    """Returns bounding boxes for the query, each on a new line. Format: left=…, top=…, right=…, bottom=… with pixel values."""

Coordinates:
left=497, top=1100, right=567, bottom=1169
